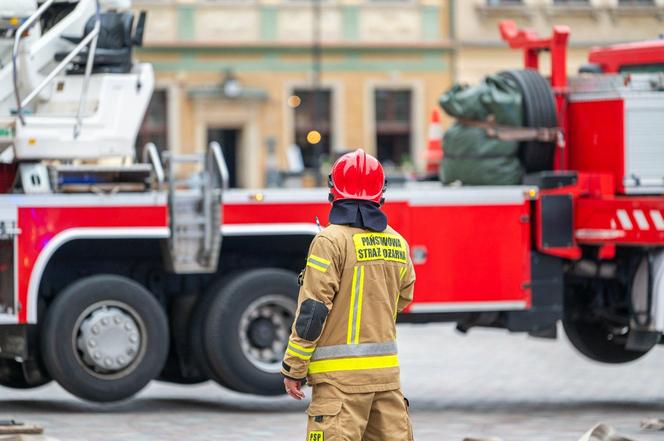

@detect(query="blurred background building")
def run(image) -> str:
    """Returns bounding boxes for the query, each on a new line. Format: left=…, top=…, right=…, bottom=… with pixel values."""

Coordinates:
left=456, top=0, right=664, bottom=83
left=132, top=0, right=664, bottom=187
left=132, top=0, right=452, bottom=187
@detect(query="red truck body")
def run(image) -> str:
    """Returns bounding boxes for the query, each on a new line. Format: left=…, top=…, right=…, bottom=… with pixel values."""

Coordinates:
left=0, top=186, right=537, bottom=325
left=1, top=20, right=663, bottom=401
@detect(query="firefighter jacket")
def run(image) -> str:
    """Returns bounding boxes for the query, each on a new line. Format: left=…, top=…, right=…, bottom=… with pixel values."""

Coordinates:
left=281, top=224, right=416, bottom=393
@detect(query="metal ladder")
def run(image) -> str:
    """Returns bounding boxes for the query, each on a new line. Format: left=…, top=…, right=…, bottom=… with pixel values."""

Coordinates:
left=163, top=142, right=229, bottom=274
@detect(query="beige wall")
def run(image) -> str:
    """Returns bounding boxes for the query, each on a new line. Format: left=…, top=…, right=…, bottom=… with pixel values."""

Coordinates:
left=455, top=0, right=664, bottom=83
left=135, top=0, right=453, bottom=187
left=134, top=0, right=664, bottom=188
left=143, top=57, right=453, bottom=188
left=135, top=0, right=449, bottom=46
left=457, top=0, right=664, bottom=44
left=456, top=46, right=591, bottom=85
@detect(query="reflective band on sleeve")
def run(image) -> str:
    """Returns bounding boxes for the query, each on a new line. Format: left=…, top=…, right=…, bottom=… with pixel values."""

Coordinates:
left=310, top=254, right=331, bottom=265
left=288, top=340, right=314, bottom=354
left=347, top=266, right=365, bottom=345
left=306, top=255, right=330, bottom=273
left=287, top=348, right=312, bottom=360
left=287, top=341, right=315, bottom=360
left=399, top=266, right=407, bottom=281
left=308, top=354, right=399, bottom=374
left=311, top=341, right=398, bottom=361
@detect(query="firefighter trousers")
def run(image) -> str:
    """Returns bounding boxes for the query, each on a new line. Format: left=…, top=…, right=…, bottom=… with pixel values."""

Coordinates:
left=305, top=382, right=414, bottom=441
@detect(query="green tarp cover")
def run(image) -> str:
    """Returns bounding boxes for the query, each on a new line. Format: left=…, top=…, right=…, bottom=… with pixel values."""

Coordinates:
left=438, top=75, right=524, bottom=185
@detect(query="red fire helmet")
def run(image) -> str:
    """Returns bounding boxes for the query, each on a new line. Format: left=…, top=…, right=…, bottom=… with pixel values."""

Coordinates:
left=328, top=149, right=386, bottom=204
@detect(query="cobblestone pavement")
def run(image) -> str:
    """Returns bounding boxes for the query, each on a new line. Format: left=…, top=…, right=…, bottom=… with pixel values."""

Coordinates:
left=2, top=324, right=664, bottom=441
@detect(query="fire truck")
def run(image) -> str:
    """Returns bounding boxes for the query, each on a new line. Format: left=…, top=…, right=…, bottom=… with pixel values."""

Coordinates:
left=0, top=0, right=663, bottom=403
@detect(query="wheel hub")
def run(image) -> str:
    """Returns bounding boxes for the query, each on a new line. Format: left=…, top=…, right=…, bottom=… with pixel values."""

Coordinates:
left=249, top=318, right=277, bottom=349
left=77, top=307, right=141, bottom=373
left=238, top=295, right=296, bottom=373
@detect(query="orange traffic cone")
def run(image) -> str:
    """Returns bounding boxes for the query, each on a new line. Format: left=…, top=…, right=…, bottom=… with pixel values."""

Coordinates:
left=425, top=109, right=443, bottom=175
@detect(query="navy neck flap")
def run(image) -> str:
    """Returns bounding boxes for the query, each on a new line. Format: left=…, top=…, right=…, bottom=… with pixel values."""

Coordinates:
left=329, top=200, right=388, bottom=232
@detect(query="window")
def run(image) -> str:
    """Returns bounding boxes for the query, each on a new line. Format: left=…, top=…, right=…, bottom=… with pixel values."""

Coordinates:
left=618, top=0, right=655, bottom=4
left=136, top=89, right=168, bottom=153
left=374, top=89, right=412, bottom=168
left=293, top=88, right=333, bottom=169
left=553, top=0, right=589, bottom=4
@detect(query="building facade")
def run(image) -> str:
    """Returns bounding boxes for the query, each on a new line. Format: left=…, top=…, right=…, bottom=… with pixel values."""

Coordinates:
left=454, top=0, right=664, bottom=84
left=133, top=0, right=664, bottom=188
left=133, top=0, right=452, bottom=188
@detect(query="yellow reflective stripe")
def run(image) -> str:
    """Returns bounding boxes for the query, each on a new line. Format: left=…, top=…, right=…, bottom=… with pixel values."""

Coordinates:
left=309, top=254, right=331, bottom=266
left=347, top=266, right=358, bottom=344
left=288, top=341, right=314, bottom=354
left=308, top=355, right=399, bottom=374
left=394, top=266, right=408, bottom=320
left=306, top=260, right=328, bottom=273
left=353, top=266, right=365, bottom=344
left=287, top=348, right=312, bottom=360
left=307, top=255, right=331, bottom=273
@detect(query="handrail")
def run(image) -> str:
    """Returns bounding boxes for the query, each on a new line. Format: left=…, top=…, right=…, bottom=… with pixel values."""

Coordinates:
left=208, top=141, right=230, bottom=190
left=12, top=0, right=56, bottom=124
left=74, top=2, right=101, bottom=139
left=19, top=25, right=99, bottom=109
left=142, top=142, right=165, bottom=187
left=12, top=0, right=101, bottom=128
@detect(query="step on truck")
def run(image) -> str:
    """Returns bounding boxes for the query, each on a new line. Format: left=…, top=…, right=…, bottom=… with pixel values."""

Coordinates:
left=0, top=0, right=663, bottom=402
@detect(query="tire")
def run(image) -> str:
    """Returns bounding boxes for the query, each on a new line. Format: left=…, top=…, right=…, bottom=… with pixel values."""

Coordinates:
left=563, top=280, right=649, bottom=364
left=0, top=359, right=51, bottom=389
left=40, top=274, right=169, bottom=402
left=562, top=318, right=649, bottom=363
left=158, top=296, right=210, bottom=386
left=189, top=275, right=234, bottom=388
left=500, top=69, right=558, bottom=173
left=0, top=299, right=51, bottom=389
left=202, top=269, right=298, bottom=395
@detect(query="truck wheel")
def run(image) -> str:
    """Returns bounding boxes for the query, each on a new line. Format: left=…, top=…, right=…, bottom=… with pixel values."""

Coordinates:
left=563, top=281, right=649, bottom=364
left=563, top=318, right=649, bottom=363
left=158, top=296, right=209, bottom=385
left=202, top=269, right=298, bottom=395
left=0, top=359, right=51, bottom=389
left=40, top=275, right=169, bottom=402
left=500, top=69, right=557, bottom=173
left=189, top=275, right=233, bottom=388
left=0, top=298, right=51, bottom=389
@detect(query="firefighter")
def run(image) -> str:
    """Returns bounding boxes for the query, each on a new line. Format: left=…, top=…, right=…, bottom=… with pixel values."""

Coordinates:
left=282, top=149, right=416, bottom=441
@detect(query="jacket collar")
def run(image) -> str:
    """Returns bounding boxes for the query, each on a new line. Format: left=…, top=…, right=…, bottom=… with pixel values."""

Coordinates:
left=329, top=200, right=387, bottom=232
